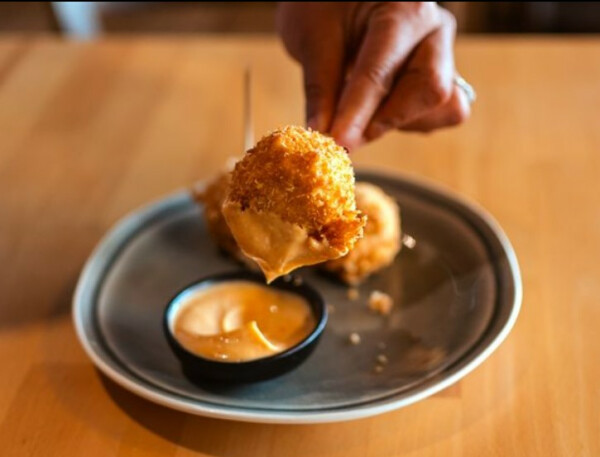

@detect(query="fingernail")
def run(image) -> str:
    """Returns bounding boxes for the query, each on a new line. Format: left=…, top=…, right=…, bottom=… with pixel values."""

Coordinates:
left=332, top=124, right=362, bottom=151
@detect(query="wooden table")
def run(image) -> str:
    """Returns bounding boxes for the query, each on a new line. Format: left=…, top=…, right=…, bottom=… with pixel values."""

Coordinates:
left=1, top=35, right=598, bottom=457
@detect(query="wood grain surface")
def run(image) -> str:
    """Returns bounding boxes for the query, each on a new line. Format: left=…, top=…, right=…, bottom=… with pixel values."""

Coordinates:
left=0, top=36, right=599, bottom=457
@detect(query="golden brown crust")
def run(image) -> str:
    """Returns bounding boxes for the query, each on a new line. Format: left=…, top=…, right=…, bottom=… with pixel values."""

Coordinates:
left=226, top=126, right=365, bottom=252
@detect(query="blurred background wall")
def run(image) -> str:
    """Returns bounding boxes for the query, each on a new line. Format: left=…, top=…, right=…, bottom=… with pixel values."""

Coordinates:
left=1, top=2, right=600, bottom=38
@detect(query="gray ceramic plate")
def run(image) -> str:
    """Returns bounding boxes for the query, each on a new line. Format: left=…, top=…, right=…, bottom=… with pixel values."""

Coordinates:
left=73, top=171, right=521, bottom=424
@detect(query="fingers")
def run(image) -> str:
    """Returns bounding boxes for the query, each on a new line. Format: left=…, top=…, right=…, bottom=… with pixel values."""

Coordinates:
left=276, top=3, right=345, bottom=133
left=330, top=3, right=442, bottom=149
left=365, top=10, right=457, bottom=141
left=399, top=85, right=471, bottom=132
left=301, top=26, right=346, bottom=133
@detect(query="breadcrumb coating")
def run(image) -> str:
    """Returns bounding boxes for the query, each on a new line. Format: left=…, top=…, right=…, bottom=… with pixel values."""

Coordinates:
left=226, top=126, right=365, bottom=252
left=324, top=182, right=401, bottom=284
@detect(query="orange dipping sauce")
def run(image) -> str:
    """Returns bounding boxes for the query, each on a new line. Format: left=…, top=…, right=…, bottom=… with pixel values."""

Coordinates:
left=171, top=281, right=315, bottom=362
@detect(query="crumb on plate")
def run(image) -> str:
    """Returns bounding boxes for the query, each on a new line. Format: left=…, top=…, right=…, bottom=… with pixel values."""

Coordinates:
left=376, top=354, right=388, bottom=365
left=402, top=234, right=416, bottom=249
left=368, top=290, right=393, bottom=315
left=349, top=332, right=361, bottom=345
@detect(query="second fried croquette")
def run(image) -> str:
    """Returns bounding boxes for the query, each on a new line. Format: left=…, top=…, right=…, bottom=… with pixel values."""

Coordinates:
left=193, top=172, right=238, bottom=256
left=323, top=182, right=401, bottom=284
left=222, top=126, right=365, bottom=282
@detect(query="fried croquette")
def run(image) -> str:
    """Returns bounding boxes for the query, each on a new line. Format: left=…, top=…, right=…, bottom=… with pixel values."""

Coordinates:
left=222, top=126, right=365, bottom=282
left=323, top=182, right=401, bottom=285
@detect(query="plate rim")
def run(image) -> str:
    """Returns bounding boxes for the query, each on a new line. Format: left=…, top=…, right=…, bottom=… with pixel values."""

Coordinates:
left=73, top=169, right=522, bottom=424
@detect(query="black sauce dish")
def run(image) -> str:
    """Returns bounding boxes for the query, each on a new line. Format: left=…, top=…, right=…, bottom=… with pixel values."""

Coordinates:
left=163, top=270, right=328, bottom=383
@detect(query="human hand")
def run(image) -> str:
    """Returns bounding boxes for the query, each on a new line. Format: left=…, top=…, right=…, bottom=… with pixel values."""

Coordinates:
left=277, top=2, right=471, bottom=149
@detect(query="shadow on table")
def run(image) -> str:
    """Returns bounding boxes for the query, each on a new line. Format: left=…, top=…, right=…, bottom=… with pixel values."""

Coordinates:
left=0, top=221, right=105, bottom=331
left=99, top=372, right=511, bottom=457
left=0, top=274, right=78, bottom=331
